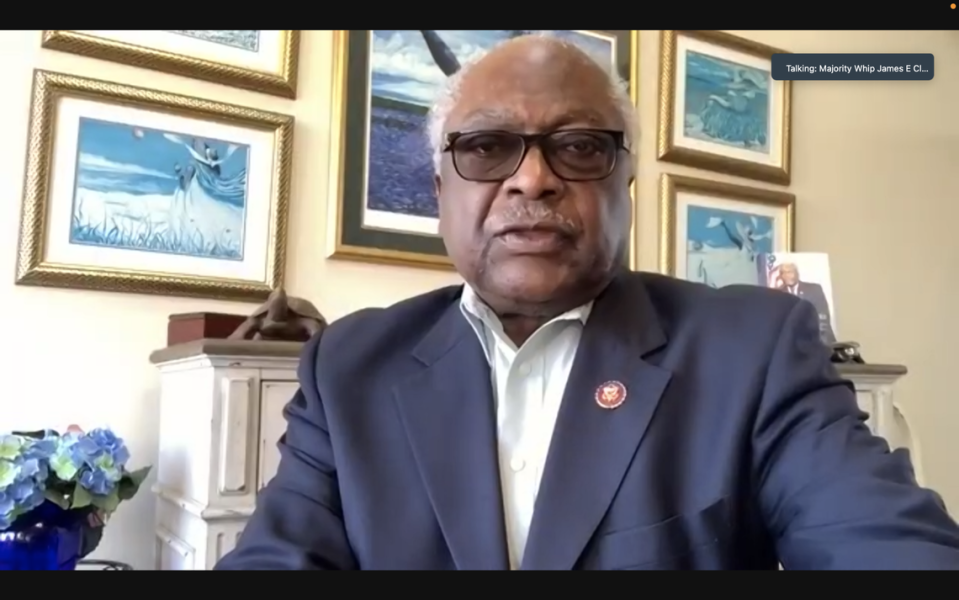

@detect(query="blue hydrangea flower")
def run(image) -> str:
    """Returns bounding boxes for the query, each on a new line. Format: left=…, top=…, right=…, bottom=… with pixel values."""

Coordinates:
left=0, top=427, right=137, bottom=530
left=50, top=428, right=130, bottom=497
left=0, top=458, right=16, bottom=490
left=26, top=433, right=58, bottom=459
left=0, top=435, right=53, bottom=531
left=80, top=429, right=130, bottom=471
left=0, top=435, right=24, bottom=462
left=79, top=469, right=113, bottom=495
left=0, top=491, right=15, bottom=530
left=49, top=432, right=84, bottom=482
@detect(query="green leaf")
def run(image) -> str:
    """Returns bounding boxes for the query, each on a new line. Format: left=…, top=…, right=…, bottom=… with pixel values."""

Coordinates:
left=117, top=466, right=151, bottom=500
left=43, top=489, right=70, bottom=510
left=128, top=466, right=151, bottom=487
left=71, top=483, right=93, bottom=509
left=92, top=489, right=120, bottom=513
left=117, top=482, right=135, bottom=501
left=11, top=430, right=46, bottom=439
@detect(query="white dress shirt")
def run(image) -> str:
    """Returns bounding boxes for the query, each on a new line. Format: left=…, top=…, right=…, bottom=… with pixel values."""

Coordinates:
left=460, top=285, right=591, bottom=569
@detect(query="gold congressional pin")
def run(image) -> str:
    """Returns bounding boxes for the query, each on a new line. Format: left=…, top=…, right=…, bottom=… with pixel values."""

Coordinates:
left=595, top=381, right=627, bottom=410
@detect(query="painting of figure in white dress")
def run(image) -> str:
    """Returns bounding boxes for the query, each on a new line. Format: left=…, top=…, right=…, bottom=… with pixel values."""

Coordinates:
left=69, top=117, right=250, bottom=261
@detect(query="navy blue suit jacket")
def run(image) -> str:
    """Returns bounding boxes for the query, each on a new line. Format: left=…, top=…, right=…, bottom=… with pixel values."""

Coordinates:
left=216, top=272, right=959, bottom=570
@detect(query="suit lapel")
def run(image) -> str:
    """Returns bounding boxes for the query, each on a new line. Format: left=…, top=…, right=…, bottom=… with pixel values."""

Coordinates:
left=521, top=274, right=673, bottom=570
left=393, top=302, right=510, bottom=570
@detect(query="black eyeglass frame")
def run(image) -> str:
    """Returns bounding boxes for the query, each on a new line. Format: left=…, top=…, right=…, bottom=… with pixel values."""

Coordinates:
left=441, top=128, right=631, bottom=183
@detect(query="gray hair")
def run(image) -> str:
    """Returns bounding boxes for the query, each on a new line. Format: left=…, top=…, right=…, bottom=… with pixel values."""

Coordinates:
left=425, top=33, right=639, bottom=173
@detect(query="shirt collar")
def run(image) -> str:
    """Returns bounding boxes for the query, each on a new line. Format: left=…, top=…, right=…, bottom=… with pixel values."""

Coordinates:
left=459, top=284, right=593, bottom=332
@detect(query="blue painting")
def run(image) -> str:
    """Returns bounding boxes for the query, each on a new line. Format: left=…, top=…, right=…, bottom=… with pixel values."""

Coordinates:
left=69, top=117, right=250, bottom=261
left=685, top=204, right=774, bottom=288
left=167, top=30, right=260, bottom=53
left=683, top=50, right=771, bottom=155
left=367, top=30, right=615, bottom=222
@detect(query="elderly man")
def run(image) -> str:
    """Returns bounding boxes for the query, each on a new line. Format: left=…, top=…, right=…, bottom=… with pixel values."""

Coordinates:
left=777, top=262, right=837, bottom=344
left=215, top=35, right=959, bottom=570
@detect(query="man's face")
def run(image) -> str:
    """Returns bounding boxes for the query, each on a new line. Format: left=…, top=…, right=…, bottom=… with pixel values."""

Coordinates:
left=435, top=42, right=633, bottom=312
left=780, top=264, right=799, bottom=286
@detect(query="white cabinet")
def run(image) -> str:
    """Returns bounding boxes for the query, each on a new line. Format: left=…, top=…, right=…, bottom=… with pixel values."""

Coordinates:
left=149, top=340, right=920, bottom=570
left=150, top=340, right=303, bottom=570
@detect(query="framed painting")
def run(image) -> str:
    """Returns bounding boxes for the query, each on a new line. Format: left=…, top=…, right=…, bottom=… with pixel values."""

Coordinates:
left=659, top=173, right=795, bottom=288
left=328, top=30, right=636, bottom=270
left=657, top=30, right=792, bottom=184
left=15, top=70, right=294, bottom=302
left=41, top=30, right=300, bottom=98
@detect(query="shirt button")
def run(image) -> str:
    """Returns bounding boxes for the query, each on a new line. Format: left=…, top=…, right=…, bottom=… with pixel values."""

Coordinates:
left=517, top=363, right=531, bottom=376
left=509, top=457, right=526, bottom=472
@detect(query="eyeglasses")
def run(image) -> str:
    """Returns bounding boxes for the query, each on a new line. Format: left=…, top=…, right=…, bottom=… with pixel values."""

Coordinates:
left=441, top=129, right=629, bottom=183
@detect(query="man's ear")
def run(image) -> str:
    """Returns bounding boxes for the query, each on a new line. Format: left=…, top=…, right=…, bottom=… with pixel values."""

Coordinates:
left=433, top=175, right=442, bottom=197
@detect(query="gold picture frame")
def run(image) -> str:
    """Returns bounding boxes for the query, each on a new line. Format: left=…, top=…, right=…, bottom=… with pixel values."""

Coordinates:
left=42, top=30, right=300, bottom=98
left=327, top=30, right=640, bottom=270
left=658, top=30, right=792, bottom=184
left=659, top=173, right=795, bottom=286
left=15, top=70, right=294, bottom=302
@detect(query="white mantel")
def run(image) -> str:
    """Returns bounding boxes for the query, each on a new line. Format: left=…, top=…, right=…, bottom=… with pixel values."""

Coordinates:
left=149, top=340, right=920, bottom=570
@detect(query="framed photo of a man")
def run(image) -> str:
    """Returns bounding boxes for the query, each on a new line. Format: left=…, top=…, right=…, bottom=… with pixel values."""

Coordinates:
left=761, top=252, right=837, bottom=344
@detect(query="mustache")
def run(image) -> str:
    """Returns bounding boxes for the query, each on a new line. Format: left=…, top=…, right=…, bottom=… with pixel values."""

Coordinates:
left=490, top=203, right=578, bottom=238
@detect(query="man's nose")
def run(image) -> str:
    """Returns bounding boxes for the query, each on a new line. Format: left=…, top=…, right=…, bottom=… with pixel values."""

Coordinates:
left=503, top=146, right=563, bottom=200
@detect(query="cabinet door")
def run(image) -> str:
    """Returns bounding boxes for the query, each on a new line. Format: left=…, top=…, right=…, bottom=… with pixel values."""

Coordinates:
left=257, top=381, right=299, bottom=489
left=854, top=390, right=875, bottom=433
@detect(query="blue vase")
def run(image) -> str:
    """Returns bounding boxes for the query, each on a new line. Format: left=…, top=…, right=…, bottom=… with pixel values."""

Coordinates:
left=0, top=508, right=82, bottom=570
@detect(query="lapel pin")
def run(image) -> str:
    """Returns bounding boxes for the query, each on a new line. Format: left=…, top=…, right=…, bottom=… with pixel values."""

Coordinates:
left=595, top=381, right=627, bottom=410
